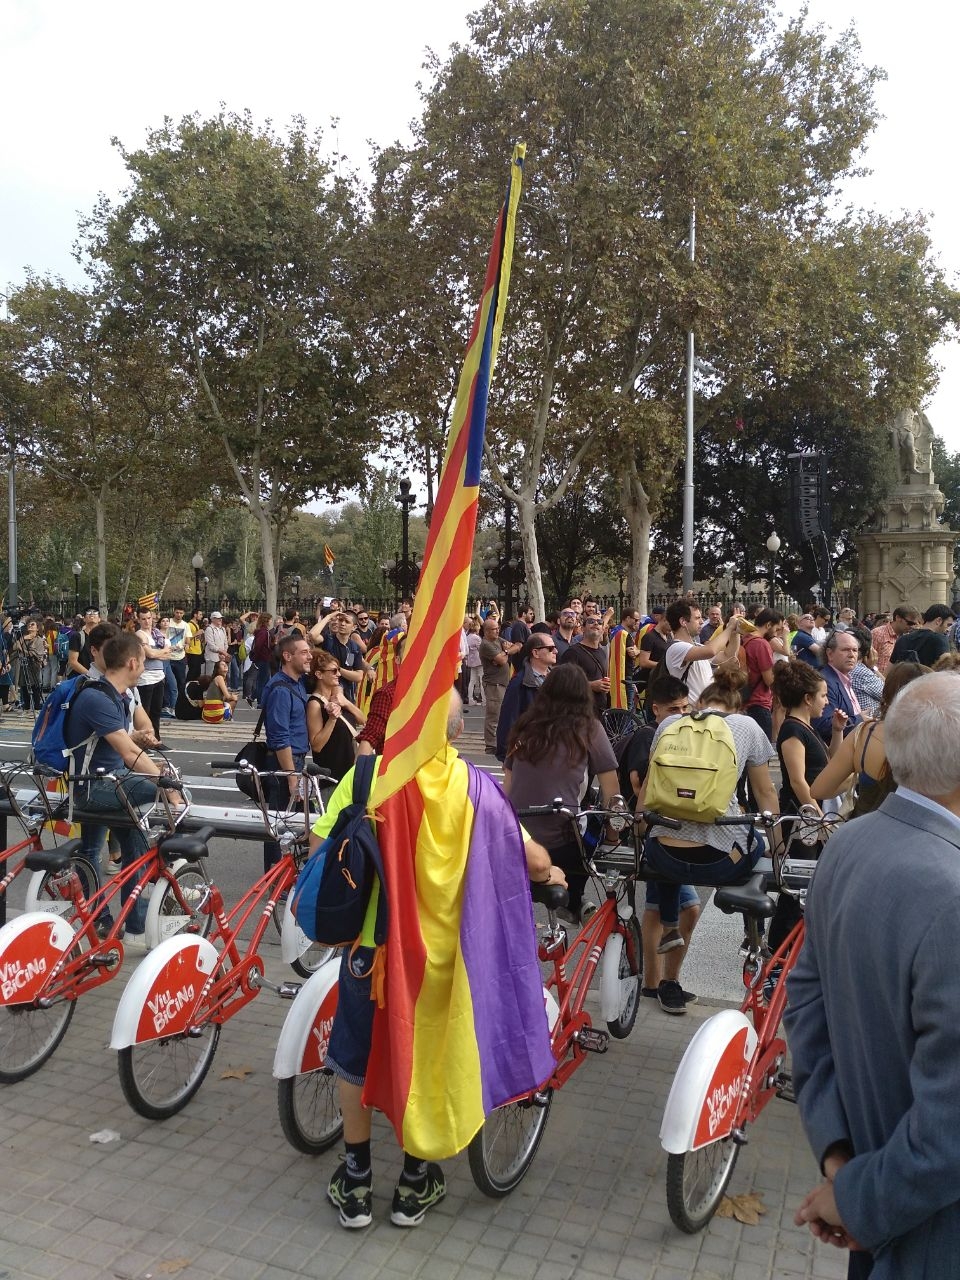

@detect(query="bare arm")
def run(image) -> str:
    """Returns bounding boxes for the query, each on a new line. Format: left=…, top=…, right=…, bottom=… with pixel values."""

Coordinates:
left=780, top=736, right=819, bottom=811
left=809, top=731, right=859, bottom=802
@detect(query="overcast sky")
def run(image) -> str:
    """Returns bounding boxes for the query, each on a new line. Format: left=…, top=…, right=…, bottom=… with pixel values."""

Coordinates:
left=3, top=0, right=957, bottom=448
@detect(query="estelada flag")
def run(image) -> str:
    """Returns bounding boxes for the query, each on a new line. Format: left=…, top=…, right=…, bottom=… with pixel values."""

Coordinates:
left=608, top=624, right=629, bottom=710
left=323, top=544, right=335, bottom=568
left=362, top=145, right=554, bottom=1159
left=138, top=592, right=159, bottom=612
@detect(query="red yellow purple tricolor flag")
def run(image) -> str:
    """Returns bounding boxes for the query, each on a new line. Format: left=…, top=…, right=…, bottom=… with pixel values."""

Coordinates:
left=608, top=624, right=629, bottom=710
left=372, top=142, right=525, bottom=804
left=362, top=145, right=556, bottom=1159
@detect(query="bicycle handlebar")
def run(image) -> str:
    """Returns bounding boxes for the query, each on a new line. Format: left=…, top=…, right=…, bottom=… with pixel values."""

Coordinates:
left=211, top=760, right=334, bottom=781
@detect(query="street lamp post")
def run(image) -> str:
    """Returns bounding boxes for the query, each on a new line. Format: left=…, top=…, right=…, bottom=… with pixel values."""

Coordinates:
left=682, top=200, right=697, bottom=596
left=191, top=552, right=204, bottom=613
left=395, top=477, right=417, bottom=602
left=293, top=575, right=301, bottom=606
left=202, top=576, right=209, bottom=613
left=72, top=561, right=81, bottom=613
left=766, top=532, right=781, bottom=609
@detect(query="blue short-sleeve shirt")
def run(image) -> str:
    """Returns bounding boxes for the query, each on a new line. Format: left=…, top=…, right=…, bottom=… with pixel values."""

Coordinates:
left=64, top=681, right=130, bottom=775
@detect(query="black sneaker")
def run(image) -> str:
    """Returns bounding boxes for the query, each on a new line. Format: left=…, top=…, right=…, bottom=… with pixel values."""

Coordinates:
left=643, top=985, right=697, bottom=1004
left=657, top=980, right=687, bottom=1015
left=390, top=1164, right=446, bottom=1227
left=327, top=1162, right=373, bottom=1229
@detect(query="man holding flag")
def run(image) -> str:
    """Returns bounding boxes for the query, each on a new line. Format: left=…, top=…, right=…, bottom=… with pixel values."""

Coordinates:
left=307, top=145, right=565, bottom=1229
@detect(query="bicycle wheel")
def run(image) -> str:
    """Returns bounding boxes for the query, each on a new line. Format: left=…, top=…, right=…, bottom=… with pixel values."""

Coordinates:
left=151, top=862, right=213, bottom=944
left=289, top=942, right=337, bottom=979
left=31, top=856, right=100, bottom=917
left=468, top=1089, right=553, bottom=1196
left=665, top=1138, right=741, bottom=1233
left=117, top=1022, right=220, bottom=1120
left=0, top=996, right=76, bottom=1083
left=606, top=914, right=642, bottom=1039
left=277, top=1068, right=343, bottom=1155
left=600, top=708, right=638, bottom=744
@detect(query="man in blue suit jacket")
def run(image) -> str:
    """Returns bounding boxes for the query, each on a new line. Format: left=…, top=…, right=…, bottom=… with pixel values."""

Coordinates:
left=786, top=671, right=960, bottom=1278
left=811, top=630, right=862, bottom=743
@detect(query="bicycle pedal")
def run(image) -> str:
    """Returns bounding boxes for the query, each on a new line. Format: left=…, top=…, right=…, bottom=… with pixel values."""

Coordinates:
left=277, top=982, right=302, bottom=1000
left=775, top=1073, right=796, bottom=1104
left=576, top=1027, right=609, bottom=1054
left=89, top=949, right=121, bottom=967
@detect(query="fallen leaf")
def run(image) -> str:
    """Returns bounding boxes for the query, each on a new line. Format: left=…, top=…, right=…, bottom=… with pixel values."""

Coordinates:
left=219, top=1065, right=254, bottom=1081
left=717, top=1192, right=767, bottom=1225
left=88, top=1128, right=121, bottom=1144
left=155, top=1260, right=192, bottom=1275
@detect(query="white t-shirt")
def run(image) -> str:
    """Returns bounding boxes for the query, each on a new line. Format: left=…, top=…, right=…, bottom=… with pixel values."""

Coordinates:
left=665, top=639, right=715, bottom=703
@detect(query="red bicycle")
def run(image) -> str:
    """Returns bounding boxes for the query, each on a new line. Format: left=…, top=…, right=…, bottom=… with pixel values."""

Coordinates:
left=657, top=807, right=840, bottom=1232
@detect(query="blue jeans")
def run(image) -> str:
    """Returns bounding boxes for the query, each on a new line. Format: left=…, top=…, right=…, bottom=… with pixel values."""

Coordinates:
left=643, top=832, right=765, bottom=929
left=77, top=773, right=161, bottom=934
left=163, top=662, right=178, bottom=710
left=255, top=661, right=272, bottom=706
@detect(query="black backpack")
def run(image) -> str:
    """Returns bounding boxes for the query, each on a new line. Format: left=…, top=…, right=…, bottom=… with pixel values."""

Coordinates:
left=291, top=754, right=388, bottom=948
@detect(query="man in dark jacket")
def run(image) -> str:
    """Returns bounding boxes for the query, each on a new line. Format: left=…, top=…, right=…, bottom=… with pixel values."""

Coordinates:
left=888, top=602, right=955, bottom=668
left=494, top=634, right=558, bottom=760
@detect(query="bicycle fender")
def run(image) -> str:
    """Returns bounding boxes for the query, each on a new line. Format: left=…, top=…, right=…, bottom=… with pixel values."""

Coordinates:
left=272, top=957, right=340, bottom=1079
left=0, top=912, right=78, bottom=1005
left=280, top=896, right=314, bottom=965
left=142, top=857, right=188, bottom=947
left=543, top=986, right=560, bottom=1033
left=660, top=1009, right=757, bottom=1154
left=110, top=935, right=218, bottom=1049
left=599, top=933, right=625, bottom=1023
left=23, top=870, right=72, bottom=918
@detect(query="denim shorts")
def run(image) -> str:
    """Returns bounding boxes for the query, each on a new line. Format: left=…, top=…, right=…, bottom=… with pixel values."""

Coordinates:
left=645, top=881, right=700, bottom=912
left=326, top=946, right=377, bottom=1086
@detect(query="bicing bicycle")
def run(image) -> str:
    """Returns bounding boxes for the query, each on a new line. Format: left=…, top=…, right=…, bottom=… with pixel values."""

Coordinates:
left=655, top=806, right=840, bottom=1233
left=0, top=765, right=213, bottom=1084
left=0, top=763, right=99, bottom=928
left=110, top=760, right=336, bottom=1120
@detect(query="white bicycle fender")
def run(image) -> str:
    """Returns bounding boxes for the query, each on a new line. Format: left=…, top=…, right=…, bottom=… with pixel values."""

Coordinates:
left=110, top=934, right=219, bottom=1049
left=280, top=896, right=314, bottom=966
left=0, top=913, right=78, bottom=1004
left=660, top=1008, right=757, bottom=1154
left=544, top=986, right=560, bottom=1033
left=272, top=957, right=340, bottom=1079
left=599, top=932, right=625, bottom=1022
left=143, top=858, right=189, bottom=948
left=23, top=869, right=73, bottom=918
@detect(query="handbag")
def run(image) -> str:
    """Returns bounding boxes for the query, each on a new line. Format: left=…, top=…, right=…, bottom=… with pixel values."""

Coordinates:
left=234, top=699, right=276, bottom=799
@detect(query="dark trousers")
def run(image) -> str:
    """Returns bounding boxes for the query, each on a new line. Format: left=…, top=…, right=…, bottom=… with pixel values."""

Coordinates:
left=138, top=680, right=164, bottom=737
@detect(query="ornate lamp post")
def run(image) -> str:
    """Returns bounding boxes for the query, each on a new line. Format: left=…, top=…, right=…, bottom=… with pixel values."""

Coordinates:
left=766, top=532, right=781, bottom=609
left=293, top=574, right=301, bottom=605
left=395, top=476, right=418, bottom=602
left=202, top=576, right=209, bottom=613
left=191, top=552, right=204, bottom=613
left=72, top=561, right=81, bottom=613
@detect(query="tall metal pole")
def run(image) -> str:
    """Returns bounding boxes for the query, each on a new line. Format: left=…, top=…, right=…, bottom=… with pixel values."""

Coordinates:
left=682, top=200, right=697, bottom=596
left=7, top=456, right=17, bottom=608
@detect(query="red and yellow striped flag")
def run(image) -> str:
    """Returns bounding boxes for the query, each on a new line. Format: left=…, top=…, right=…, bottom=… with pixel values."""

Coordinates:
left=372, top=144, right=525, bottom=803
left=608, top=625, right=629, bottom=710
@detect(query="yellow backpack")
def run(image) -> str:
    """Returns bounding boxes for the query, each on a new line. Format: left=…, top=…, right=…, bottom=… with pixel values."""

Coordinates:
left=644, top=711, right=738, bottom=823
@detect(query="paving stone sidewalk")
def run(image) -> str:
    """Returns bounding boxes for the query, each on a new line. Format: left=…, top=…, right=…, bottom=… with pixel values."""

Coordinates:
left=0, top=928, right=847, bottom=1280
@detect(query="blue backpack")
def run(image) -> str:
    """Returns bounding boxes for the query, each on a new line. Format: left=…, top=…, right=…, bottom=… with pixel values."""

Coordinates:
left=54, top=631, right=71, bottom=664
left=291, top=754, right=388, bottom=948
left=31, top=676, right=115, bottom=774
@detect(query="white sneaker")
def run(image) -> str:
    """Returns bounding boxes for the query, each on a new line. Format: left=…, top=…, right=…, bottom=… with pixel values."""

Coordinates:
left=122, top=931, right=150, bottom=954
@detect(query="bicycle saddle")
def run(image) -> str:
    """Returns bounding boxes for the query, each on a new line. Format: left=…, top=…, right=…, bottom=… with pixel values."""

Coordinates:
left=713, top=873, right=775, bottom=920
left=157, top=824, right=217, bottom=862
left=25, top=837, right=83, bottom=874
left=530, top=882, right=569, bottom=912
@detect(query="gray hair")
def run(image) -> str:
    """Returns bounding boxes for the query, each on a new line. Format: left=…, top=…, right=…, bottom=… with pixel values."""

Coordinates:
left=446, top=690, right=464, bottom=742
left=884, top=671, right=960, bottom=796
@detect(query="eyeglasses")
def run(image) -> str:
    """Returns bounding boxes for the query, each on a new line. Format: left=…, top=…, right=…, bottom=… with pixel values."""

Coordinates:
left=535, top=644, right=557, bottom=652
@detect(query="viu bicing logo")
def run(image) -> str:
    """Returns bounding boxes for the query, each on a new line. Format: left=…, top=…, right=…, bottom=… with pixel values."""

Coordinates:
left=310, top=1014, right=335, bottom=1063
left=1, top=956, right=47, bottom=1000
left=147, top=983, right=196, bottom=1034
left=705, top=1070, right=745, bottom=1137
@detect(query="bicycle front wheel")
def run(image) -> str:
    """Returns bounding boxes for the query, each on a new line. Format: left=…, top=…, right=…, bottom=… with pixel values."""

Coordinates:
left=118, top=1022, right=220, bottom=1120
left=666, top=1138, right=741, bottom=1233
left=277, top=1068, right=343, bottom=1154
left=0, top=997, right=76, bottom=1083
left=468, top=1089, right=553, bottom=1197
left=151, top=862, right=213, bottom=945
left=606, top=914, right=642, bottom=1039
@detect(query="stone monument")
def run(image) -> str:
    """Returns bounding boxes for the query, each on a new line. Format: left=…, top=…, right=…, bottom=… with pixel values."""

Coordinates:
left=857, top=409, right=958, bottom=615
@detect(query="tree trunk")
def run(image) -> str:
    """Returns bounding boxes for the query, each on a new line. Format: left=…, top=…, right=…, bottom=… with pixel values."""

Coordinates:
left=622, top=459, right=652, bottom=616
left=516, top=496, right=545, bottom=620
left=256, top=505, right=279, bottom=615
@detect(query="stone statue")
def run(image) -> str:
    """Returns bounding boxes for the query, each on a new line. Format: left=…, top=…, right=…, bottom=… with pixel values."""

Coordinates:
left=890, top=408, right=921, bottom=480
